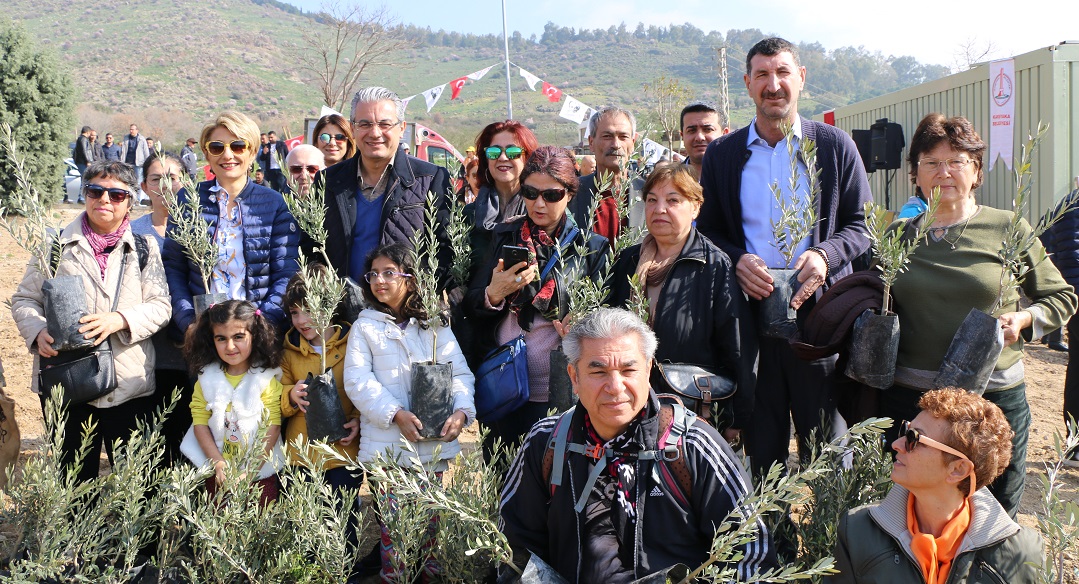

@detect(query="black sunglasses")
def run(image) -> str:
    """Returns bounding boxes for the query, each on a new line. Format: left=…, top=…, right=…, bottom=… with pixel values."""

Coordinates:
left=521, top=184, right=568, bottom=203
left=318, top=132, right=348, bottom=144
left=898, top=420, right=977, bottom=497
left=83, top=184, right=131, bottom=203
left=485, top=145, right=524, bottom=160
left=205, top=139, right=249, bottom=156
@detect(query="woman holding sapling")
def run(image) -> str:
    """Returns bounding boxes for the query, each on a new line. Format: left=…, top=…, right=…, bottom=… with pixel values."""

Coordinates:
left=11, top=160, right=172, bottom=482
left=162, top=111, right=299, bottom=335
left=608, top=162, right=754, bottom=443
left=883, top=113, right=1076, bottom=516
left=344, top=242, right=474, bottom=581
left=464, top=146, right=609, bottom=456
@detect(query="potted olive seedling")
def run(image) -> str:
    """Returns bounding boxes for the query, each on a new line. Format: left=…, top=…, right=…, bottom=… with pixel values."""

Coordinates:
left=161, top=172, right=226, bottom=316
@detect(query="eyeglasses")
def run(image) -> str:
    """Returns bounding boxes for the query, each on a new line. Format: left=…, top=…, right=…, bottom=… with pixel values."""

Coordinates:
left=318, top=133, right=348, bottom=144
left=898, top=420, right=976, bottom=497
left=352, top=119, right=400, bottom=132
left=485, top=145, right=524, bottom=160
left=205, top=140, right=250, bottom=156
left=917, top=158, right=974, bottom=173
left=363, top=269, right=413, bottom=283
left=521, top=184, right=568, bottom=203
left=289, top=165, right=321, bottom=175
left=83, top=184, right=132, bottom=203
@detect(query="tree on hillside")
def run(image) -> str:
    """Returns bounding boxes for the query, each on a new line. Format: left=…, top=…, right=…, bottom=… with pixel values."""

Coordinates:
left=296, top=1, right=410, bottom=113
left=644, top=75, right=692, bottom=151
left=0, top=17, right=74, bottom=205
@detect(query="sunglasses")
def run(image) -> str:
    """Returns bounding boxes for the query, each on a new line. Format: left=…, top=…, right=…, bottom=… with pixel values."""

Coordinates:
left=521, top=184, right=568, bottom=203
left=485, top=145, right=524, bottom=160
left=363, top=269, right=413, bottom=283
left=898, top=420, right=976, bottom=498
left=204, top=139, right=249, bottom=156
left=289, top=165, right=320, bottom=175
left=83, top=184, right=132, bottom=203
left=318, top=133, right=348, bottom=144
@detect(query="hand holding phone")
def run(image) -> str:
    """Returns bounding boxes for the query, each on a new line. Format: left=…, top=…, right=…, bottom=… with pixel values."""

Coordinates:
left=500, top=245, right=530, bottom=274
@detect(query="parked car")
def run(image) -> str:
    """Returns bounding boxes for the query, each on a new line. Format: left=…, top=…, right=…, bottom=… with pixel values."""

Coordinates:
left=63, top=157, right=81, bottom=203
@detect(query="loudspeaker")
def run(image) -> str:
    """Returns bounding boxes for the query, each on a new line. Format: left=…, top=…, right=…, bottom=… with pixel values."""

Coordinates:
left=870, top=119, right=904, bottom=171
left=852, top=129, right=874, bottom=174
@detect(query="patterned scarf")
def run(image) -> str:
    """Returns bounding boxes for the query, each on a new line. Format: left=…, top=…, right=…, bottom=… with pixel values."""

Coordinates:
left=81, top=213, right=130, bottom=281
left=633, top=234, right=677, bottom=321
left=582, top=410, right=644, bottom=524
left=510, top=216, right=565, bottom=321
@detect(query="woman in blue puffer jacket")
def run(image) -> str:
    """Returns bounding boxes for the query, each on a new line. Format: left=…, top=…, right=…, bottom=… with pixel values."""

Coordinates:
left=163, top=111, right=299, bottom=334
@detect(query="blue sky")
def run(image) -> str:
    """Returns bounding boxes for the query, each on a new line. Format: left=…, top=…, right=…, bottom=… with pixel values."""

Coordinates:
left=284, top=0, right=1078, bottom=67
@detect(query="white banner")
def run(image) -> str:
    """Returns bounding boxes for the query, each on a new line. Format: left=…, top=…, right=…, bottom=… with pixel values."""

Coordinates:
left=641, top=138, right=667, bottom=165
left=988, top=58, right=1015, bottom=171
left=559, top=95, right=591, bottom=124
left=519, top=67, right=541, bottom=91
left=468, top=65, right=495, bottom=81
left=422, top=84, right=446, bottom=113
left=319, top=105, right=343, bottom=118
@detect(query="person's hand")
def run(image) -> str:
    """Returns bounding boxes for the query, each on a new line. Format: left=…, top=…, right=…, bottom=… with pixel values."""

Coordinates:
left=553, top=314, right=573, bottom=338
left=78, top=311, right=127, bottom=346
left=999, top=311, right=1033, bottom=347
left=36, top=328, right=58, bottom=357
left=213, top=459, right=228, bottom=486
left=722, top=428, right=742, bottom=448
left=289, top=380, right=310, bottom=412
left=440, top=410, right=467, bottom=442
left=735, top=254, right=774, bottom=300
left=790, top=250, right=828, bottom=309
left=486, top=259, right=538, bottom=305
left=393, top=409, right=424, bottom=442
left=338, top=418, right=360, bottom=446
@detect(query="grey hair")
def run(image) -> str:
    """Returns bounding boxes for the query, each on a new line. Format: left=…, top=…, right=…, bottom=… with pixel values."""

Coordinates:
left=285, top=144, right=325, bottom=167
left=587, top=105, right=636, bottom=137
left=351, top=86, right=406, bottom=122
left=562, top=307, right=657, bottom=364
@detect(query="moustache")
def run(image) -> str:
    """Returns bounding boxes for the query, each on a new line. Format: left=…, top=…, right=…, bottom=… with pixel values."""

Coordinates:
left=762, top=90, right=787, bottom=101
left=604, top=148, right=626, bottom=158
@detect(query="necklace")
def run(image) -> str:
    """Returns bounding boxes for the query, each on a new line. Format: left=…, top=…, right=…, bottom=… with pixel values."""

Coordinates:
left=929, top=205, right=980, bottom=250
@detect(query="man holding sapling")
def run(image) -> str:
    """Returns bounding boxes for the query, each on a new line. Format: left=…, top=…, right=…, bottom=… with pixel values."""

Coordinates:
left=568, top=106, right=645, bottom=241
left=697, top=37, right=872, bottom=481
left=314, top=86, right=453, bottom=288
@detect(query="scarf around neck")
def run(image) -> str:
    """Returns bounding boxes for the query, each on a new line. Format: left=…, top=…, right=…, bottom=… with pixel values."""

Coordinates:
left=81, top=213, right=130, bottom=281
left=583, top=410, right=645, bottom=524
left=907, top=492, right=971, bottom=584
left=509, top=216, right=567, bottom=323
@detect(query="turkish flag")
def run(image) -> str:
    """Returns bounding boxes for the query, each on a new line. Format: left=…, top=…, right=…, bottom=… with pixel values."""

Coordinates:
left=542, top=82, right=562, bottom=103
left=285, top=136, right=304, bottom=149
left=450, top=77, right=467, bottom=100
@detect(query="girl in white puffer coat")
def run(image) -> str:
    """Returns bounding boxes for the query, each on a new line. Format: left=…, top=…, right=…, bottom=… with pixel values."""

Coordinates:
left=343, top=242, right=475, bottom=581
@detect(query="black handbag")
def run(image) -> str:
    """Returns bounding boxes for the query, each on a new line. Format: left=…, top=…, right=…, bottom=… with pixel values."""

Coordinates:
left=653, top=362, right=735, bottom=420
left=37, top=249, right=130, bottom=406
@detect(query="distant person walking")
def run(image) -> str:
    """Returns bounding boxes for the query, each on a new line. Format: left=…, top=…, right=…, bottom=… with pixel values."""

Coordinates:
left=101, top=133, right=122, bottom=162
left=121, top=124, right=150, bottom=183
left=180, top=137, right=199, bottom=180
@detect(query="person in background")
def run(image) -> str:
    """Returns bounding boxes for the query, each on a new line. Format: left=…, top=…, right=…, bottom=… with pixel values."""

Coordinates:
left=313, top=113, right=357, bottom=168
left=121, top=124, right=150, bottom=183
left=1040, top=191, right=1079, bottom=466
left=180, top=137, right=199, bottom=181
left=101, top=133, right=122, bottom=162
left=829, top=388, right=1043, bottom=584
left=263, top=131, right=290, bottom=192
left=285, top=144, right=325, bottom=197
left=679, top=101, right=722, bottom=180
left=72, top=126, right=94, bottom=202
left=578, top=154, right=596, bottom=177
left=253, top=168, right=267, bottom=187
left=569, top=106, right=645, bottom=241
left=90, top=130, right=104, bottom=164
left=458, top=157, right=480, bottom=205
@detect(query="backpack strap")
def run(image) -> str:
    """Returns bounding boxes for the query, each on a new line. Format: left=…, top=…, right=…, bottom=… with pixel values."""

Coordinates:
left=544, top=407, right=576, bottom=491
left=132, top=232, right=149, bottom=272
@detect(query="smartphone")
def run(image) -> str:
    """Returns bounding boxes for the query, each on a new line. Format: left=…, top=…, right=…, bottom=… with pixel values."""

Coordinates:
left=500, top=245, right=530, bottom=273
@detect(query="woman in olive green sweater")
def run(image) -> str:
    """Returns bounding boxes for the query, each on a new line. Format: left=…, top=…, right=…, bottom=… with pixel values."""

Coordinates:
left=882, top=114, right=1077, bottom=517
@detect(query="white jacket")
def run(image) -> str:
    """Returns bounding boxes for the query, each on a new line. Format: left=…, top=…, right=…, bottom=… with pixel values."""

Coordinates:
left=344, top=309, right=476, bottom=466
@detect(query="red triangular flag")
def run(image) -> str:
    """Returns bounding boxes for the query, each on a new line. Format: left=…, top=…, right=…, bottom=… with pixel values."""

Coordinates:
left=542, top=81, right=563, bottom=103
left=450, top=77, right=468, bottom=100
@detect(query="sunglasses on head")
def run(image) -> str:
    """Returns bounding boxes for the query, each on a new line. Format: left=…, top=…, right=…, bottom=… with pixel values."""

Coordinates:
left=899, top=420, right=976, bottom=498
left=521, top=184, right=568, bottom=203
left=485, top=145, right=524, bottom=160
left=204, top=139, right=249, bottom=156
left=318, top=133, right=348, bottom=144
left=83, top=184, right=132, bottom=203
left=289, top=165, right=320, bottom=174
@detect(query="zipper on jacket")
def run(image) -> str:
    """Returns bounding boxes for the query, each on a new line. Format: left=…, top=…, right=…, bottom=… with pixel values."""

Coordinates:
left=974, top=558, right=1006, bottom=584
left=390, top=201, right=424, bottom=216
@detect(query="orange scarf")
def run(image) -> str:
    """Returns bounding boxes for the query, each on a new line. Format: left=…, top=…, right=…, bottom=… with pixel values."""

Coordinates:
left=907, top=493, right=971, bottom=584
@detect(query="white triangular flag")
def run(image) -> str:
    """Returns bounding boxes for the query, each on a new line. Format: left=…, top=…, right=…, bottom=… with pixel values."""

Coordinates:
left=320, top=105, right=343, bottom=118
left=519, top=67, right=541, bottom=91
left=401, top=95, right=416, bottom=115
left=422, top=84, right=446, bottom=113
left=559, top=95, right=590, bottom=124
left=468, top=65, right=495, bottom=81
left=641, top=138, right=665, bottom=165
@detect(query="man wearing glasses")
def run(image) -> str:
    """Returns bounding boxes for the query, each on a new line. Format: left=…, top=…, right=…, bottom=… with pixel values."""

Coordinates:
left=316, top=86, right=453, bottom=288
left=828, top=388, right=1042, bottom=583
left=284, top=144, right=324, bottom=197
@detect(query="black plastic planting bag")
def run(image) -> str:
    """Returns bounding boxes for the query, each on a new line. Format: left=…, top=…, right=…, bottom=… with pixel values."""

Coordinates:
left=934, top=308, right=1004, bottom=395
left=411, top=362, right=455, bottom=440
left=42, top=275, right=95, bottom=352
left=845, top=309, right=900, bottom=389
left=303, top=370, right=349, bottom=443
left=192, top=292, right=228, bottom=320
left=759, top=267, right=800, bottom=339
left=547, top=349, right=576, bottom=414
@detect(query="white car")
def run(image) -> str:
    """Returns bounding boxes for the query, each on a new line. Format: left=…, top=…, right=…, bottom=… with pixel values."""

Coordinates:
left=62, top=158, right=81, bottom=203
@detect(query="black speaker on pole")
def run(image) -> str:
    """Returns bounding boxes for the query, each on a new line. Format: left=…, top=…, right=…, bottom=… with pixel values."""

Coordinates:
left=852, top=129, right=874, bottom=174
left=870, top=118, right=904, bottom=170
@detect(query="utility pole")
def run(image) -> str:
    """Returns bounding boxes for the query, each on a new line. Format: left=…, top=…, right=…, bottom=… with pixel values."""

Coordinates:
left=717, top=46, right=731, bottom=130
left=501, top=0, right=513, bottom=119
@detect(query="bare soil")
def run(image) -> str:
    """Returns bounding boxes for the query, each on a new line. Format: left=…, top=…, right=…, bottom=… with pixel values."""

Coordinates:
left=1, top=207, right=1075, bottom=581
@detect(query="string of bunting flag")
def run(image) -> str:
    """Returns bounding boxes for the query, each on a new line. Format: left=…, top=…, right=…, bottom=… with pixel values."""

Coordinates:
left=399, top=59, right=675, bottom=162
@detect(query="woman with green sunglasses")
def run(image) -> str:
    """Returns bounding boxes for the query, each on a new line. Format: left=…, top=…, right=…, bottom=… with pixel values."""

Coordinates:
left=312, top=113, right=356, bottom=167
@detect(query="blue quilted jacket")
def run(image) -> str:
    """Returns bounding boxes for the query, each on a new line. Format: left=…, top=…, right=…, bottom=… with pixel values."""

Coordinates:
left=163, top=179, right=300, bottom=333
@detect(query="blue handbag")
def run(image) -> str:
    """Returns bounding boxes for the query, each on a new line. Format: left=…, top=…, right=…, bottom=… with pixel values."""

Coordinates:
left=475, top=335, right=529, bottom=423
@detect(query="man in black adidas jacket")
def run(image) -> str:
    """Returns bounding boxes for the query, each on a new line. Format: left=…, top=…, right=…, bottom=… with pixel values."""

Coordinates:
left=498, top=308, right=776, bottom=583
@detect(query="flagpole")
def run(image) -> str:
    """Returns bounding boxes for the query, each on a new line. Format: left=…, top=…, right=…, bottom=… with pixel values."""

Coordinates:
left=501, top=0, right=513, bottom=119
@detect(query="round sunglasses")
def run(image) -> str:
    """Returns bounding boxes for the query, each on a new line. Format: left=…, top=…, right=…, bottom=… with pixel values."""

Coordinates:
left=485, top=145, right=524, bottom=160
left=521, top=184, right=567, bottom=203
left=318, top=132, right=348, bottom=145
left=204, top=139, right=250, bottom=156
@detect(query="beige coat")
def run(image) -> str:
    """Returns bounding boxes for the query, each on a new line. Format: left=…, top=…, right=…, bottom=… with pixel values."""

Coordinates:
left=10, top=215, right=172, bottom=408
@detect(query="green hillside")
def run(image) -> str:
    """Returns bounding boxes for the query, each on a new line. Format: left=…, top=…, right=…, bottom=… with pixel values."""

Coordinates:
left=8, top=0, right=949, bottom=153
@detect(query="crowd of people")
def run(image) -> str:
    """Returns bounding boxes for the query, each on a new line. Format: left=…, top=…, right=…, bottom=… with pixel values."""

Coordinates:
left=13, top=36, right=1077, bottom=583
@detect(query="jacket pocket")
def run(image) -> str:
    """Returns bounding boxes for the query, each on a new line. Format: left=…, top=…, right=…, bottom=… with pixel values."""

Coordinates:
left=973, top=559, right=1006, bottom=584
left=389, top=202, right=424, bottom=217
left=858, top=548, right=905, bottom=578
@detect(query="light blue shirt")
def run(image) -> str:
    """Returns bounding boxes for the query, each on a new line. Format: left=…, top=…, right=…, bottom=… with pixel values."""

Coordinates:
left=739, top=115, right=812, bottom=269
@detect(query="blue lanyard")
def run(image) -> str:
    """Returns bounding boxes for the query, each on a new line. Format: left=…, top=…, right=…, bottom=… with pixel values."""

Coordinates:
left=539, top=225, right=580, bottom=281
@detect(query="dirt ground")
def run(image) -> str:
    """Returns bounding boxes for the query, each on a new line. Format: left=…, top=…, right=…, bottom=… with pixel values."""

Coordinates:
left=1, top=207, right=1076, bottom=580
